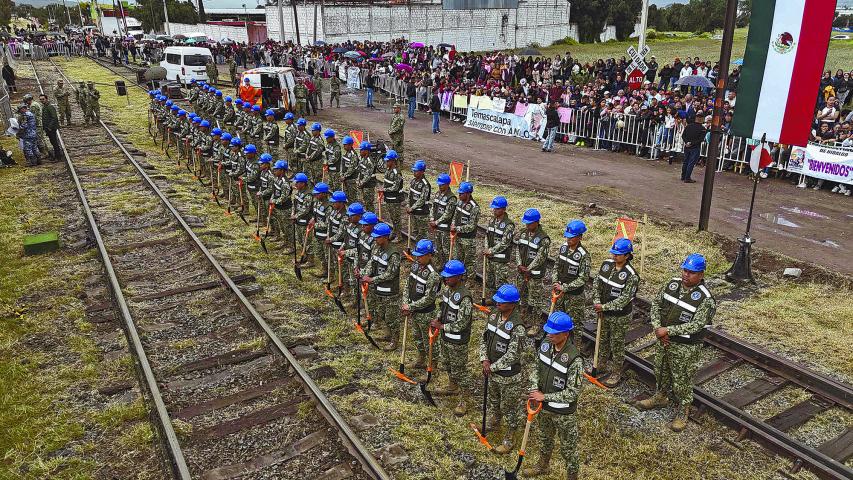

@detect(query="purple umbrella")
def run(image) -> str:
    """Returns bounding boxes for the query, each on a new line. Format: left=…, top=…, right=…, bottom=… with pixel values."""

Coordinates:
left=395, top=63, right=413, bottom=72
left=368, top=57, right=384, bottom=62
left=409, top=42, right=424, bottom=48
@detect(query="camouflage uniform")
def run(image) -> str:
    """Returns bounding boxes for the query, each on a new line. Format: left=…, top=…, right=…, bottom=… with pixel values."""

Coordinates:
left=552, top=241, right=591, bottom=349
left=324, top=138, right=342, bottom=191
left=86, top=82, right=100, bottom=123
left=339, top=218, right=363, bottom=303
left=223, top=101, right=236, bottom=126
left=516, top=226, right=551, bottom=328
left=407, top=174, right=431, bottom=242
left=340, top=145, right=360, bottom=201
left=329, top=75, right=341, bottom=107
left=305, top=133, right=325, bottom=182
left=527, top=339, right=584, bottom=478
left=187, top=85, right=199, bottom=109
left=403, top=260, right=441, bottom=360
left=294, top=126, right=311, bottom=174
left=388, top=109, right=405, bottom=165
left=269, top=170, right=294, bottom=247
left=430, top=187, right=457, bottom=269
left=262, top=116, right=280, bottom=157
left=292, top=187, right=314, bottom=258
left=206, top=59, right=219, bottom=85
left=592, top=259, right=640, bottom=373
left=314, top=75, right=325, bottom=108
left=478, top=307, right=526, bottom=432
left=485, top=214, right=516, bottom=299
left=356, top=151, right=377, bottom=212
left=76, top=81, right=90, bottom=124
left=326, top=204, right=347, bottom=282
left=28, top=100, right=46, bottom=154
left=227, top=58, right=237, bottom=86
left=311, top=196, right=331, bottom=275
left=381, top=164, right=404, bottom=233
left=451, top=197, right=480, bottom=274
left=53, top=82, right=72, bottom=126
left=363, top=241, right=402, bottom=344
left=437, top=282, right=473, bottom=393
left=294, top=82, right=308, bottom=118
left=649, top=277, right=716, bottom=406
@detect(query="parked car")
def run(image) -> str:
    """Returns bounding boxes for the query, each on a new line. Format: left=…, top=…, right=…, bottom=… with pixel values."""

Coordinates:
left=160, top=46, right=214, bottom=86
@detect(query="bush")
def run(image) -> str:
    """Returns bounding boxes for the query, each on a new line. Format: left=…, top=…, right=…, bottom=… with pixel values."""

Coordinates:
left=645, top=29, right=659, bottom=40
left=527, top=42, right=541, bottom=48
left=551, top=36, right=580, bottom=46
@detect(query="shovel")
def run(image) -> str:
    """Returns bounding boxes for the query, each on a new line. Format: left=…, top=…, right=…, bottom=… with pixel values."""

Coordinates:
left=323, top=245, right=347, bottom=315
left=449, top=230, right=457, bottom=259
left=237, top=178, right=250, bottom=225
left=481, top=256, right=488, bottom=306
left=356, top=281, right=381, bottom=349
left=260, top=202, right=273, bottom=251
left=504, top=399, right=542, bottom=480
left=403, top=213, right=414, bottom=262
left=297, top=223, right=314, bottom=265
left=590, top=311, right=604, bottom=377
left=390, top=314, right=418, bottom=384
left=164, top=128, right=172, bottom=158
left=377, top=190, right=384, bottom=221
left=253, top=196, right=263, bottom=242
left=211, top=161, right=222, bottom=207
left=225, top=175, right=233, bottom=216
left=293, top=223, right=303, bottom=281
left=417, top=327, right=438, bottom=407
left=470, top=375, right=493, bottom=450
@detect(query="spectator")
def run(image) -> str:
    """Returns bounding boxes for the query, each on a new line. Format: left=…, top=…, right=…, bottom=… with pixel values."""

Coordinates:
left=430, top=88, right=441, bottom=134
left=365, top=70, right=376, bottom=108
left=542, top=100, right=560, bottom=152
left=680, top=114, right=705, bottom=183
left=2, top=60, right=16, bottom=93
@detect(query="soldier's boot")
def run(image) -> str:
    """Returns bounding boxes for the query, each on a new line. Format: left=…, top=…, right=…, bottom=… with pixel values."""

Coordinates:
left=493, top=429, right=516, bottom=455
left=407, top=352, right=426, bottom=370
left=382, top=334, right=398, bottom=352
left=433, top=380, right=460, bottom=396
left=636, top=391, right=669, bottom=411
left=603, top=363, right=623, bottom=387
left=522, top=454, right=551, bottom=477
left=453, top=394, right=467, bottom=417
left=485, top=413, right=501, bottom=431
left=669, top=405, right=690, bottom=432
left=567, top=472, right=579, bottom=480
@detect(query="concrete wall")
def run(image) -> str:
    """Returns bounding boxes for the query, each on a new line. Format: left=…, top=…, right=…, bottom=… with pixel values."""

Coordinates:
left=265, top=0, right=572, bottom=52
left=165, top=22, right=250, bottom=43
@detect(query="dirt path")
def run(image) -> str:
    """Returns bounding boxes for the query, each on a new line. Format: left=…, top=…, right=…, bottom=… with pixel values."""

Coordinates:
left=312, top=93, right=852, bottom=275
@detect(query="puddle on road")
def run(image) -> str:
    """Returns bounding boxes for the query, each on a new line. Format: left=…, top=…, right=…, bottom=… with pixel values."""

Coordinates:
left=823, top=240, right=842, bottom=248
left=584, top=171, right=604, bottom=176
left=780, top=206, right=830, bottom=220
left=758, top=213, right=801, bottom=228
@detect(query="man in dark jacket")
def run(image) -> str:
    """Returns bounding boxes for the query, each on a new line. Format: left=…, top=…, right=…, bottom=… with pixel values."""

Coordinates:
left=430, top=89, right=442, bottom=134
left=40, top=94, right=61, bottom=161
left=542, top=100, right=561, bottom=152
left=680, top=114, right=706, bottom=183
left=406, top=78, right=417, bottom=119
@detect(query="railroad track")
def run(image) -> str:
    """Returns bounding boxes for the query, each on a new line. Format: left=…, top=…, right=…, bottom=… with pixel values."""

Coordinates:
left=31, top=58, right=389, bottom=480
left=60, top=55, right=852, bottom=479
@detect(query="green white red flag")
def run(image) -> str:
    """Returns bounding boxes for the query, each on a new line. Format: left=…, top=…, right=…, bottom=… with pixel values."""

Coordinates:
left=731, top=0, right=836, bottom=146
left=750, top=143, right=773, bottom=173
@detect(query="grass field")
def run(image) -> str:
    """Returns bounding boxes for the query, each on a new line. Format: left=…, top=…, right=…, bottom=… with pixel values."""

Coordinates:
left=538, top=28, right=853, bottom=72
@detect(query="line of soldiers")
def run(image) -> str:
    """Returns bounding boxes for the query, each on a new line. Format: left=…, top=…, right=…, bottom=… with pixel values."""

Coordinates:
left=147, top=89, right=716, bottom=480
left=74, top=81, right=101, bottom=125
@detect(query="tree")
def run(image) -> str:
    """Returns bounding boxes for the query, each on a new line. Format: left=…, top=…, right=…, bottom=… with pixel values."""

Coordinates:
left=0, top=0, right=12, bottom=28
left=608, top=0, right=642, bottom=41
left=197, top=0, right=206, bottom=23
left=737, top=0, right=752, bottom=27
left=572, top=0, right=608, bottom=43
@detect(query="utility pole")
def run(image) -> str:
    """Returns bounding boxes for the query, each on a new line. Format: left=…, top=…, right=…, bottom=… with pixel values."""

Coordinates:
left=163, top=0, right=171, bottom=35
left=118, top=0, right=129, bottom=36
left=291, top=0, right=301, bottom=45
left=698, top=0, right=738, bottom=231
left=62, top=0, right=72, bottom=26
left=277, top=0, right=285, bottom=42
left=638, top=0, right=649, bottom=52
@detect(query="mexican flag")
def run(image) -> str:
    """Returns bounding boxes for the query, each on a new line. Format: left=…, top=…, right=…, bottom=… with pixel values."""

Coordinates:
left=749, top=143, right=773, bottom=173
left=731, top=0, right=836, bottom=147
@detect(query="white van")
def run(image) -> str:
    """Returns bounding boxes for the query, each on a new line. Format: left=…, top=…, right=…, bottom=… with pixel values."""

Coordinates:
left=160, top=46, right=214, bottom=86
left=239, top=67, right=298, bottom=110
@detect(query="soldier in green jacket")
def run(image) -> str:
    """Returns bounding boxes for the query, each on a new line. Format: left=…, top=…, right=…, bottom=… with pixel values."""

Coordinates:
left=294, top=78, right=308, bottom=118
left=228, top=57, right=238, bottom=86
left=329, top=74, right=341, bottom=108
left=305, top=122, right=325, bottom=182
left=262, top=109, right=279, bottom=157
left=86, top=81, right=100, bottom=123
left=431, top=259, right=473, bottom=416
left=291, top=172, right=315, bottom=265
left=592, top=238, right=640, bottom=387
left=294, top=117, right=310, bottom=174
left=356, top=141, right=378, bottom=212
left=223, top=96, right=236, bottom=126
left=636, top=253, right=715, bottom=432
left=269, top=160, right=294, bottom=253
left=339, top=202, right=366, bottom=307
left=206, top=57, right=219, bottom=85
left=525, top=312, right=584, bottom=480
left=406, top=160, right=431, bottom=242
left=516, top=208, right=551, bottom=336
left=450, top=181, right=479, bottom=275
left=309, top=181, right=331, bottom=278
left=340, top=136, right=360, bottom=201
left=325, top=190, right=348, bottom=284
left=552, top=220, right=591, bottom=351
left=380, top=150, right=404, bottom=238
left=429, top=173, right=457, bottom=269
left=323, top=129, right=342, bottom=191
left=388, top=103, right=405, bottom=165
left=402, top=238, right=441, bottom=377
left=479, top=284, right=527, bottom=454
left=76, top=81, right=90, bottom=124
left=53, top=79, right=71, bottom=126
left=360, top=222, right=402, bottom=351
left=484, top=196, right=516, bottom=303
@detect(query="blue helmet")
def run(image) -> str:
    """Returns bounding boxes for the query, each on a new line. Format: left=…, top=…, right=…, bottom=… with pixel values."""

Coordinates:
left=521, top=208, right=541, bottom=224
left=359, top=141, right=372, bottom=151
left=211, top=127, right=222, bottom=136
left=384, top=149, right=398, bottom=161
left=681, top=253, right=706, bottom=272
left=543, top=311, right=574, bottom=334
left=190, top=79, right=196, bottom=84
left=265, top=109, right=275, bottom=117
left=235, top=99, right=244, bottom=106
left=221, top=132, right=233, bottom=141
left=244, top=102, right=252, bottom=109
left=297, top=118, right=307, bottom=127
left=457, top=181, right=473, bottom=194
left=312, top=182, right=330, bottom=194
left=323, top=128, right=336, bottom=139
left=273, top=160, right=288, bottom=170
left=347, top=202, right=365, bottom=216
left=148, top=90, right=155, bottom=96
left=165, top=100, right=173, bottom=106
left=225, top=96, right=232, bottom=102
left=412, top=239, right=435, bottom=256
left=244, top=144, right=258, bottom=154
left=200, top=120, right=210, bottom=128
left=341, top=136, right=355, bottom=146
left=492, top=284, right=520, bottom=304
left=490, top=196, right=508, bottom=209
left=371, top=222, right=392, bottom=238
left=178, top=109, right=187, bottom=116
left=311, top=122, right=322, bottom=131
left=294, top=172, right=309, bottom=183
left=191, top=117, right=201, bottom=124
left=331, top=191, right=348, bottom=203
left=412, top=160, right=426, bottom=172
left=230, top=137, right=242, bottom=146
left=610, top=238, right=633, bottom=255
left=284, top=112, right=294, bottom=120
left=359, top=212, right=378, bottom=225
left=170, top=105, right=179, bottom=111
left=436, top=173, right=451, bottom=186
left=441, top=259, right=466, bottom=278
left=563, top=220, right=587, bottom=238
left=252, top=105, right=261, bottom=112
left=259, top=153, right=273, bottom=164
left=215, top=90, right=223, bottom=97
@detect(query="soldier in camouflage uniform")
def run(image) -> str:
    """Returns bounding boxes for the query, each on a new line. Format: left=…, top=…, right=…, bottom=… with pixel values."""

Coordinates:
left=323, top=129, right=342, bottom=191
left=450, top=181, right=479, bottom=275
left=484, top=196, right=516, bottom=303
left=339, top=136, right=359, bottom=201
left=479, top=283, right=527, bottom=453
left=356, top=141, right=378, bottom=212
left=53, top=79, right=71, bottom=126
left=305, top=122, right=325, bottom=183
left=249, top=105, right=264, bottom=144
left=86, top=82, right=100, bottom=124
left=205, top=57, right=219, bottom=86
left=314, top=74, right=325, bottom=109
left=380, top=150, right=404, bottom=238
left=291, top=173, right=315, bottom=265
left=592, top=237, right=640, bottom=387
left=207, top=127, right=223, bottom=187
left=255, top=154, right=275, bottom=228
left=516, top=208, right=551, bottom=336
left=242, top=144, right=262, bottom=219
left=262, top=109, right=280, bottom=156
left=388, top=103, right=405, bottom=166
left=309, top=182, right=331, bottom=278
left=223, top=96, right=236, bottom=127
left=329, top=74, right=341, bottom=108
left=637, top=253, right=715, bottom=432
left=325, top=190, right=349, bottom=285
left=431, top=259, right=473, bottom=416
left=226, top=138, right=246, bottom=208
left=407, top=160, right=431, bottom=243
left=281, top=112, right=297, bottom=167
left=294, top=78, right=308, bottom=118
left=228, top=57, right=238, bottom=86
left=354, top=211, right=379, bottom=311
left=25, top=94, right=46, bottom=156
left=429, top=174, right=457, bottom=269
left=338, top=202, right=365, bottom=307
left=217, top=133, right=234, bottom=193
left=76, top=81, right=90, bottom=124
left=269, top=160, right=295, bottom=253
left=552, top=220, right=591, bottom=351
left=212, top=91, right=225, bottom=120
left=241, top=102, right=254, bottom=139
left=187, top=80, right=199, bottom=109
left=233, top=99, right=246, bottom=131
left=524, top=312, right=584, bottom=480
left=360, top=222, right=402, bottom=351
left=402, top=239, right=441, bottom=378
left=293, top=118, right=310, bottom=174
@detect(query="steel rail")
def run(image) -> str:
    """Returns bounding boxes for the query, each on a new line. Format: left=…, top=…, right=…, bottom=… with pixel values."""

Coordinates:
left=29, top=60, right=194, bottom=480
left=45, top=58, right=390, bottom=480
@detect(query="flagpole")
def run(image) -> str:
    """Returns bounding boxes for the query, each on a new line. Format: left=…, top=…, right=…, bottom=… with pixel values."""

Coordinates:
left=726, top=132, right=764, bottom=283
left=698, top=0, right=738, bottom=232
